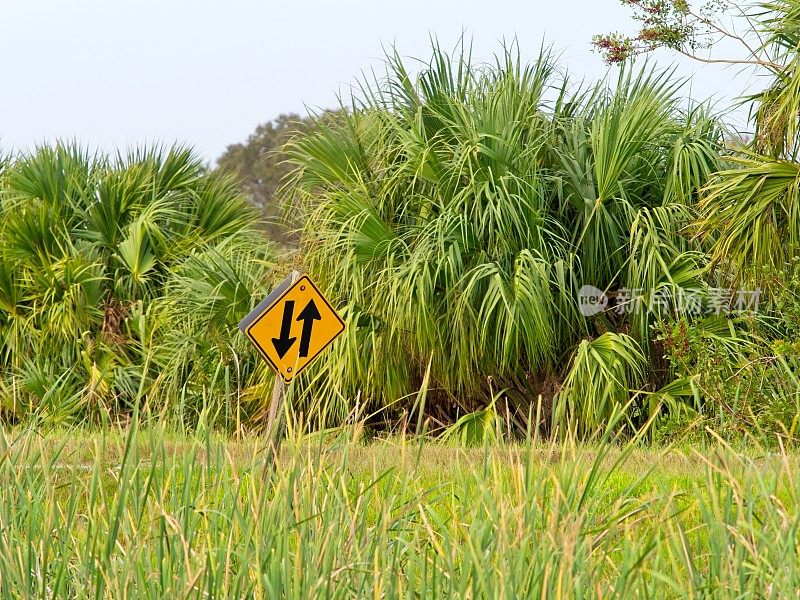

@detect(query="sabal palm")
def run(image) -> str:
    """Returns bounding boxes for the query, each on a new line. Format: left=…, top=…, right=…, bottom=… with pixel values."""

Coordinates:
left=698, top=0, right=800, bottom=285
left=286, top=44, right=723, bottom=428
left=0, top=144, right=273, bottom=425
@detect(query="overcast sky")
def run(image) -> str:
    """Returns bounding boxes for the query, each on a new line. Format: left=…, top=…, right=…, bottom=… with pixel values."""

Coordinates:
left=0, top=0, right=762, bottom=164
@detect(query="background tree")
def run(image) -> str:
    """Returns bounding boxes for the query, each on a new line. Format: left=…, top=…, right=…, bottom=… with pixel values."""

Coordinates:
left=217, top=113, right=334, bottom=245
left=593, top=0, right=781, bottom=71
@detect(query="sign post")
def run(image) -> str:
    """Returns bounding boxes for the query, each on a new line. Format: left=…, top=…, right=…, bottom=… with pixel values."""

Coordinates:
left=263, top=270, right=298, bottom=441
left=239, top=271, right=345, bottom=440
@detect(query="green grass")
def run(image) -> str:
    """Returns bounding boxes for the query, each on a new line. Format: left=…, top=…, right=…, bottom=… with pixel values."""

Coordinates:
left=1, top=424, right=800, bottom=598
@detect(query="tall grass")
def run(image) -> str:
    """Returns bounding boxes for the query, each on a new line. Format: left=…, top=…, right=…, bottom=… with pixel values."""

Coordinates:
left=1, top=420, right=799, bottom=597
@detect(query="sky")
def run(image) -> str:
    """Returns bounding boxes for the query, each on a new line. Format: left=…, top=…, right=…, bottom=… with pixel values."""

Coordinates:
left=0, top=0, right=763, bottom=164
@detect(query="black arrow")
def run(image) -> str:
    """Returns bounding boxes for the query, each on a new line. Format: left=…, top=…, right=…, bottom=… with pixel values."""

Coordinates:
left=271, top=300, right=296, bottom=358
left=296, top=299, right=322, bottom=358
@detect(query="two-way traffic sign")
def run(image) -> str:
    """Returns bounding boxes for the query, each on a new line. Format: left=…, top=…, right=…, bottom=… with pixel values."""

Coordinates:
left=239, top=273, right=345, bottom=382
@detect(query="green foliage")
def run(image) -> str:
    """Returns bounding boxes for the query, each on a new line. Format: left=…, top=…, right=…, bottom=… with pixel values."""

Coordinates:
left=554, top=333, right=646, bottom=438
left=645, top=375, right=701, bottom=439
left=217, top=112, right=339, bottom=244
left=4, top=425, right=800, bottom=596
left=606, top=1, right=800, bottom=278
left=698, top=152, right=800, bottom=285
left=771, top=257, right=800, bottom=337
left=440, top=398, right=503, bottom=446
left=286, top=42, right=724, bottom=428
left=0, top=143, right=275, bottom=428
left=591, top=2, right=800, bottom=439
left=658, top=310, right=800, bottom=440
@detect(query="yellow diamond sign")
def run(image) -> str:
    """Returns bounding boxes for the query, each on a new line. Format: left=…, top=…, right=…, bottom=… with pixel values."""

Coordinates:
left=239, top=273, right=345, bottom=382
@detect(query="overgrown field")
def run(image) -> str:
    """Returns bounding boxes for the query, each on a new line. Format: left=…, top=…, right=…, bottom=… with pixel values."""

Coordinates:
left=3, top=4, right=800, bottom=595
left=1, top=423, right=799, bottom=598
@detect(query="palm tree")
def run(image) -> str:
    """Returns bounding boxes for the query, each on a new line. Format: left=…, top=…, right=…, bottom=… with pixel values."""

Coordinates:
left=285, top=43, right=723, bottom=432
left=589, top=0, right=800, bottom=438
left=0, top=143, right=274, bottom=427
left=689, top=1, right=800, bottom=284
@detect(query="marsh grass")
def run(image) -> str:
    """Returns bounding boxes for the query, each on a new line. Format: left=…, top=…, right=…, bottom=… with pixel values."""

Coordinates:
left=1, top=421, right=799, bottom=598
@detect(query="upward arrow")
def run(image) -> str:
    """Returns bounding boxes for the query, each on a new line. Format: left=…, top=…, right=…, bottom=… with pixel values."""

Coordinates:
left=296, top=299, right=322, bottom=358
left=271, top=300, right=296, bottom=358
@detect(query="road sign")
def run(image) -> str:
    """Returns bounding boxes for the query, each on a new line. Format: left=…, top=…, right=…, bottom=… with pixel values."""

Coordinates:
left=239, top=273, right=345, bottom=383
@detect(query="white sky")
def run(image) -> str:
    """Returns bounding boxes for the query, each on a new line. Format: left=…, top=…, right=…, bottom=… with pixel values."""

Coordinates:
left=0, top=0, right=765, bottom=164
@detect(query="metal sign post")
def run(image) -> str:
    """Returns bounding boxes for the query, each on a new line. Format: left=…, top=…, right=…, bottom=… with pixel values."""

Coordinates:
left=263, top=270, right=298, bottom=441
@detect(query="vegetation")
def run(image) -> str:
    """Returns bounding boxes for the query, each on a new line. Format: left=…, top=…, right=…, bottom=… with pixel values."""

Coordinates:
left=593, top=0, right=800, bottom=440
left=286, top=44, right=728, bottom=432
left=217, top=114, right=317, bottom=244
left=2, top=421, right=800, bottom=598
left=3, top=2, right=800, bottom=597
left=0, top=145, right=276, bottom=429
left=278, top=3, right=800, bottom=439
left=2, top=28, right=798, bottom=442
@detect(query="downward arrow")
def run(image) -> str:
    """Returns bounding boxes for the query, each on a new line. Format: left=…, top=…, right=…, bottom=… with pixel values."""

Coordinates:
left=296, top=299, right=322, bottom=357
left=271, top=300, right=296, bottom=358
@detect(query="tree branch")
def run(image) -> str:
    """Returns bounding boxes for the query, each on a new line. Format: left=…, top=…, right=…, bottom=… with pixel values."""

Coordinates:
left=675, top=48, right=785, bottom=73
left=686, top=7, right=761, bottom=60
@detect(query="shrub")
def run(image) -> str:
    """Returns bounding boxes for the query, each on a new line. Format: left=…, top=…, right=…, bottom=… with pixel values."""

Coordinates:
left=0, top=144, right=275, bottom=427
left=285, top=42, right=723, bottom=428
